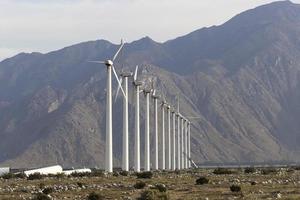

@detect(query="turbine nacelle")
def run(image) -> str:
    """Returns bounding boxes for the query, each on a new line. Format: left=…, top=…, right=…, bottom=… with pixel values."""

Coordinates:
left=105, top=60, right=114, bottom=67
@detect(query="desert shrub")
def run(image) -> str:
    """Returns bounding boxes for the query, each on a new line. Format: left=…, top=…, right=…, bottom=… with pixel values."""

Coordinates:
left=261, top=168, right=278, bottom=175
left=136, top=171, right=153, bottom=179
left=33, top=193, right=51, bottom=200
left=230, top=185, right=241, bottom=192
left=16, top=172, right=26, bottom=179
left=251, top=181, right=257, bottom=185
left=213, top=168, right=235, bottom=175
left=138, top=190, right=169, bottom=200
left=39, top=183, right=45, bottom=189
left=293, top=166, right=300, bottom=170
left=49, top=173, right=66, bottom=179
left=71, top=172, right=90, bottom=177
left=155, top=184, right=167, bottom=192
left=244, top=167, right=256, bottom=174
left=77, top=182, right=85, bottom=188
left=42, top=187, right=54, bottom=195
left=27, top=173, right=43, bottom=180
left=1, top=173, right=15, bottom=179
left=87, top=192, right=104, bottom=200
left=119, top=171, right=129, bottom=176
left=134, top=181, right=146, bottom=189
left=91, top=169, right=105, bottom=177
left=196, top=177, right=209, bottom=185
left=113, top=171, right=120, bottom=177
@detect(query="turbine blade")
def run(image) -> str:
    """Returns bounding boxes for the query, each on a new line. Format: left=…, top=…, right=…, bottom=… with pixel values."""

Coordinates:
left=88, top=61, right=106, bottom=64
left=114, top=76, right=123, bottom=103
left=112, top=39, right=124, bottom=62
left=134, top=65, right=139, bottom=81
left=112, top=66, right=126, bottom=98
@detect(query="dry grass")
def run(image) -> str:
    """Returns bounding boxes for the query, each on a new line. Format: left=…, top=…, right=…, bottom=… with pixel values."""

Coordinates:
left=0, top=167, right=299, bottom=199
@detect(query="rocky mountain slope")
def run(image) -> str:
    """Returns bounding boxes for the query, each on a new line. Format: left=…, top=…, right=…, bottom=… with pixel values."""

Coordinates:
left=0, top=1, right=300, bottom=168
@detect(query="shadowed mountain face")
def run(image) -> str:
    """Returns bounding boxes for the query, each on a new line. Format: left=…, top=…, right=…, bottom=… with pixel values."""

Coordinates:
left=1, top=1, right=300, bottom=168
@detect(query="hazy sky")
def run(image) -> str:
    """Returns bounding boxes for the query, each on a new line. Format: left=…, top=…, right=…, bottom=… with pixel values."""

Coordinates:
left=1, top=0, right=300, bottom=61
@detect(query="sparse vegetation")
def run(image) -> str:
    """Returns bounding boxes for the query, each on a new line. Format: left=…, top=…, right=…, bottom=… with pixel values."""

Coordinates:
left=244, top=167, right=256, bottom=174
left=0, top=167, right=300, bottom=199
left=139, top=189, right=169, bottom=200
left=134, top=181, right=146, bottom=189
left=1, top=173, right=15, bottom=179
left=136, top=171, right=153, bottom=179
left=119, top=171, right=129, bottom=176
left=42, top=187, right=54, bottom=195
left=230, top=185, right=241, bottom=192
left=87, top=192, right=104, bottom=200
left=261, top=168, right=278, bottom=175
left=155, top=183, right=167, bottom=192
left=196, top=177, right=209, bottom=185
left=32, top=193, right=51, bottom=200
left=213, top=168, right=236, bottom=175
left=27, top=173, right=44, bottom=180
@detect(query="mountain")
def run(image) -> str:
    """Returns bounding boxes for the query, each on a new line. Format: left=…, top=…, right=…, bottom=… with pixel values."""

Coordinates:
left=1, top=0, right=300, bottom=168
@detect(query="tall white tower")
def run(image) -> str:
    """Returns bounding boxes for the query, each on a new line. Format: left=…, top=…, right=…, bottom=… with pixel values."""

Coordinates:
left=176, top=113, right=181, bottom=170
left=144, top=89, right=151, bottom=171
left=133, top=81, right=142, bottom=172
left=181, top=117, right=185, bottom=169
left=172, top=110, right=176, bottom=170
left=160, top=101, right=166, bottom=170
left=152, top=94, right=159, bottom=170
left=121, top=72, right=132, bottom=171
left=166, top=105, right=171, bottom=170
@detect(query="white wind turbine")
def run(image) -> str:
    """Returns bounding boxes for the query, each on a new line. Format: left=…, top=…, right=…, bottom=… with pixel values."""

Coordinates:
left=89, top=40, right=126, bottom=173
left=114, top=70, right=133, bottom=172
left=176, top=112, right=181, bottom=170
left=160, top=98, right=167, bottom=170
left=143, top=87, right=151, bottom=171
left=166, top=104, right=171, bottom=170
left=152, top=89, right=159, bottom=170
left=133, top=65, right=143, bottom=172
left=171, top=108, right=176, bottom=171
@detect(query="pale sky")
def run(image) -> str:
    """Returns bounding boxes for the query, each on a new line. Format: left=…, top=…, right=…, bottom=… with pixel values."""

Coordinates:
left=0, top=0, right=299, bottom=61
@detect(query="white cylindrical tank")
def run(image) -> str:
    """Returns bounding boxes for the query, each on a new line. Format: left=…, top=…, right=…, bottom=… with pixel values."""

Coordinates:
left=24, top=165, right=63, bottom=176
left=62, top=168, right=92, bottom=175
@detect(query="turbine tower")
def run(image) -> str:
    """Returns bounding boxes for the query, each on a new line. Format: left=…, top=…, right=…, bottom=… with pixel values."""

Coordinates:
left=171, top=109, right=176, bottom=170
left=133, top=66, right=143, bottom=172
left=184, top=119, right=188, bottom=169
left=166, top=104, right=171, bottom=170
left=181, top=116, right=185, bottom=169
left=143, top=88, right=151, bottom=171
left=188, top=121, right=191, bottom=168
left=115, top=71, right=132, bottom=171
left=152, top=90, right=159, bottom=170
left=176, top=113, right=181, bottom=170
left=160, top=99, right=167, bottom=170
left=89, top=41, right=125, bottom=173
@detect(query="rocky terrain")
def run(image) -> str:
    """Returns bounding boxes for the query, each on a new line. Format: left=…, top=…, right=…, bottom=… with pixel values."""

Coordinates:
left=1, top=1, right=300, bottom=168
left=0, top=167, right=300, bottom=199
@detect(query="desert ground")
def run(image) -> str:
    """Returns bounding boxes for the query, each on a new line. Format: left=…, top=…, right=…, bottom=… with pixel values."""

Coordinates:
left=0, top=167, right=300, bottom=200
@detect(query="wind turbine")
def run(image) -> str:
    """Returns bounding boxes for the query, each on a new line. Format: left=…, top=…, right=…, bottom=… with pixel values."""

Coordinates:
left=133, top=65, right=143, bottom=172
left=114, top=70, right=133, bottom=171
left=152, top=89, right=159, bottom=170
left=184, top=118, right=188, bottom=169
left=89, top=40, right=125, bottom=173
left=176, top=113, right=181, bottom=170
left=181, top=115, right=185, bottom=169
left=166, top=104, right=171, bottom=170
left=160, top=98, right=167, bottom=170
left=171, top=108, right=176, bottom=170
left=187, top=121, right=191, bottom=168
left=143, top=87, right=152, bottom=171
